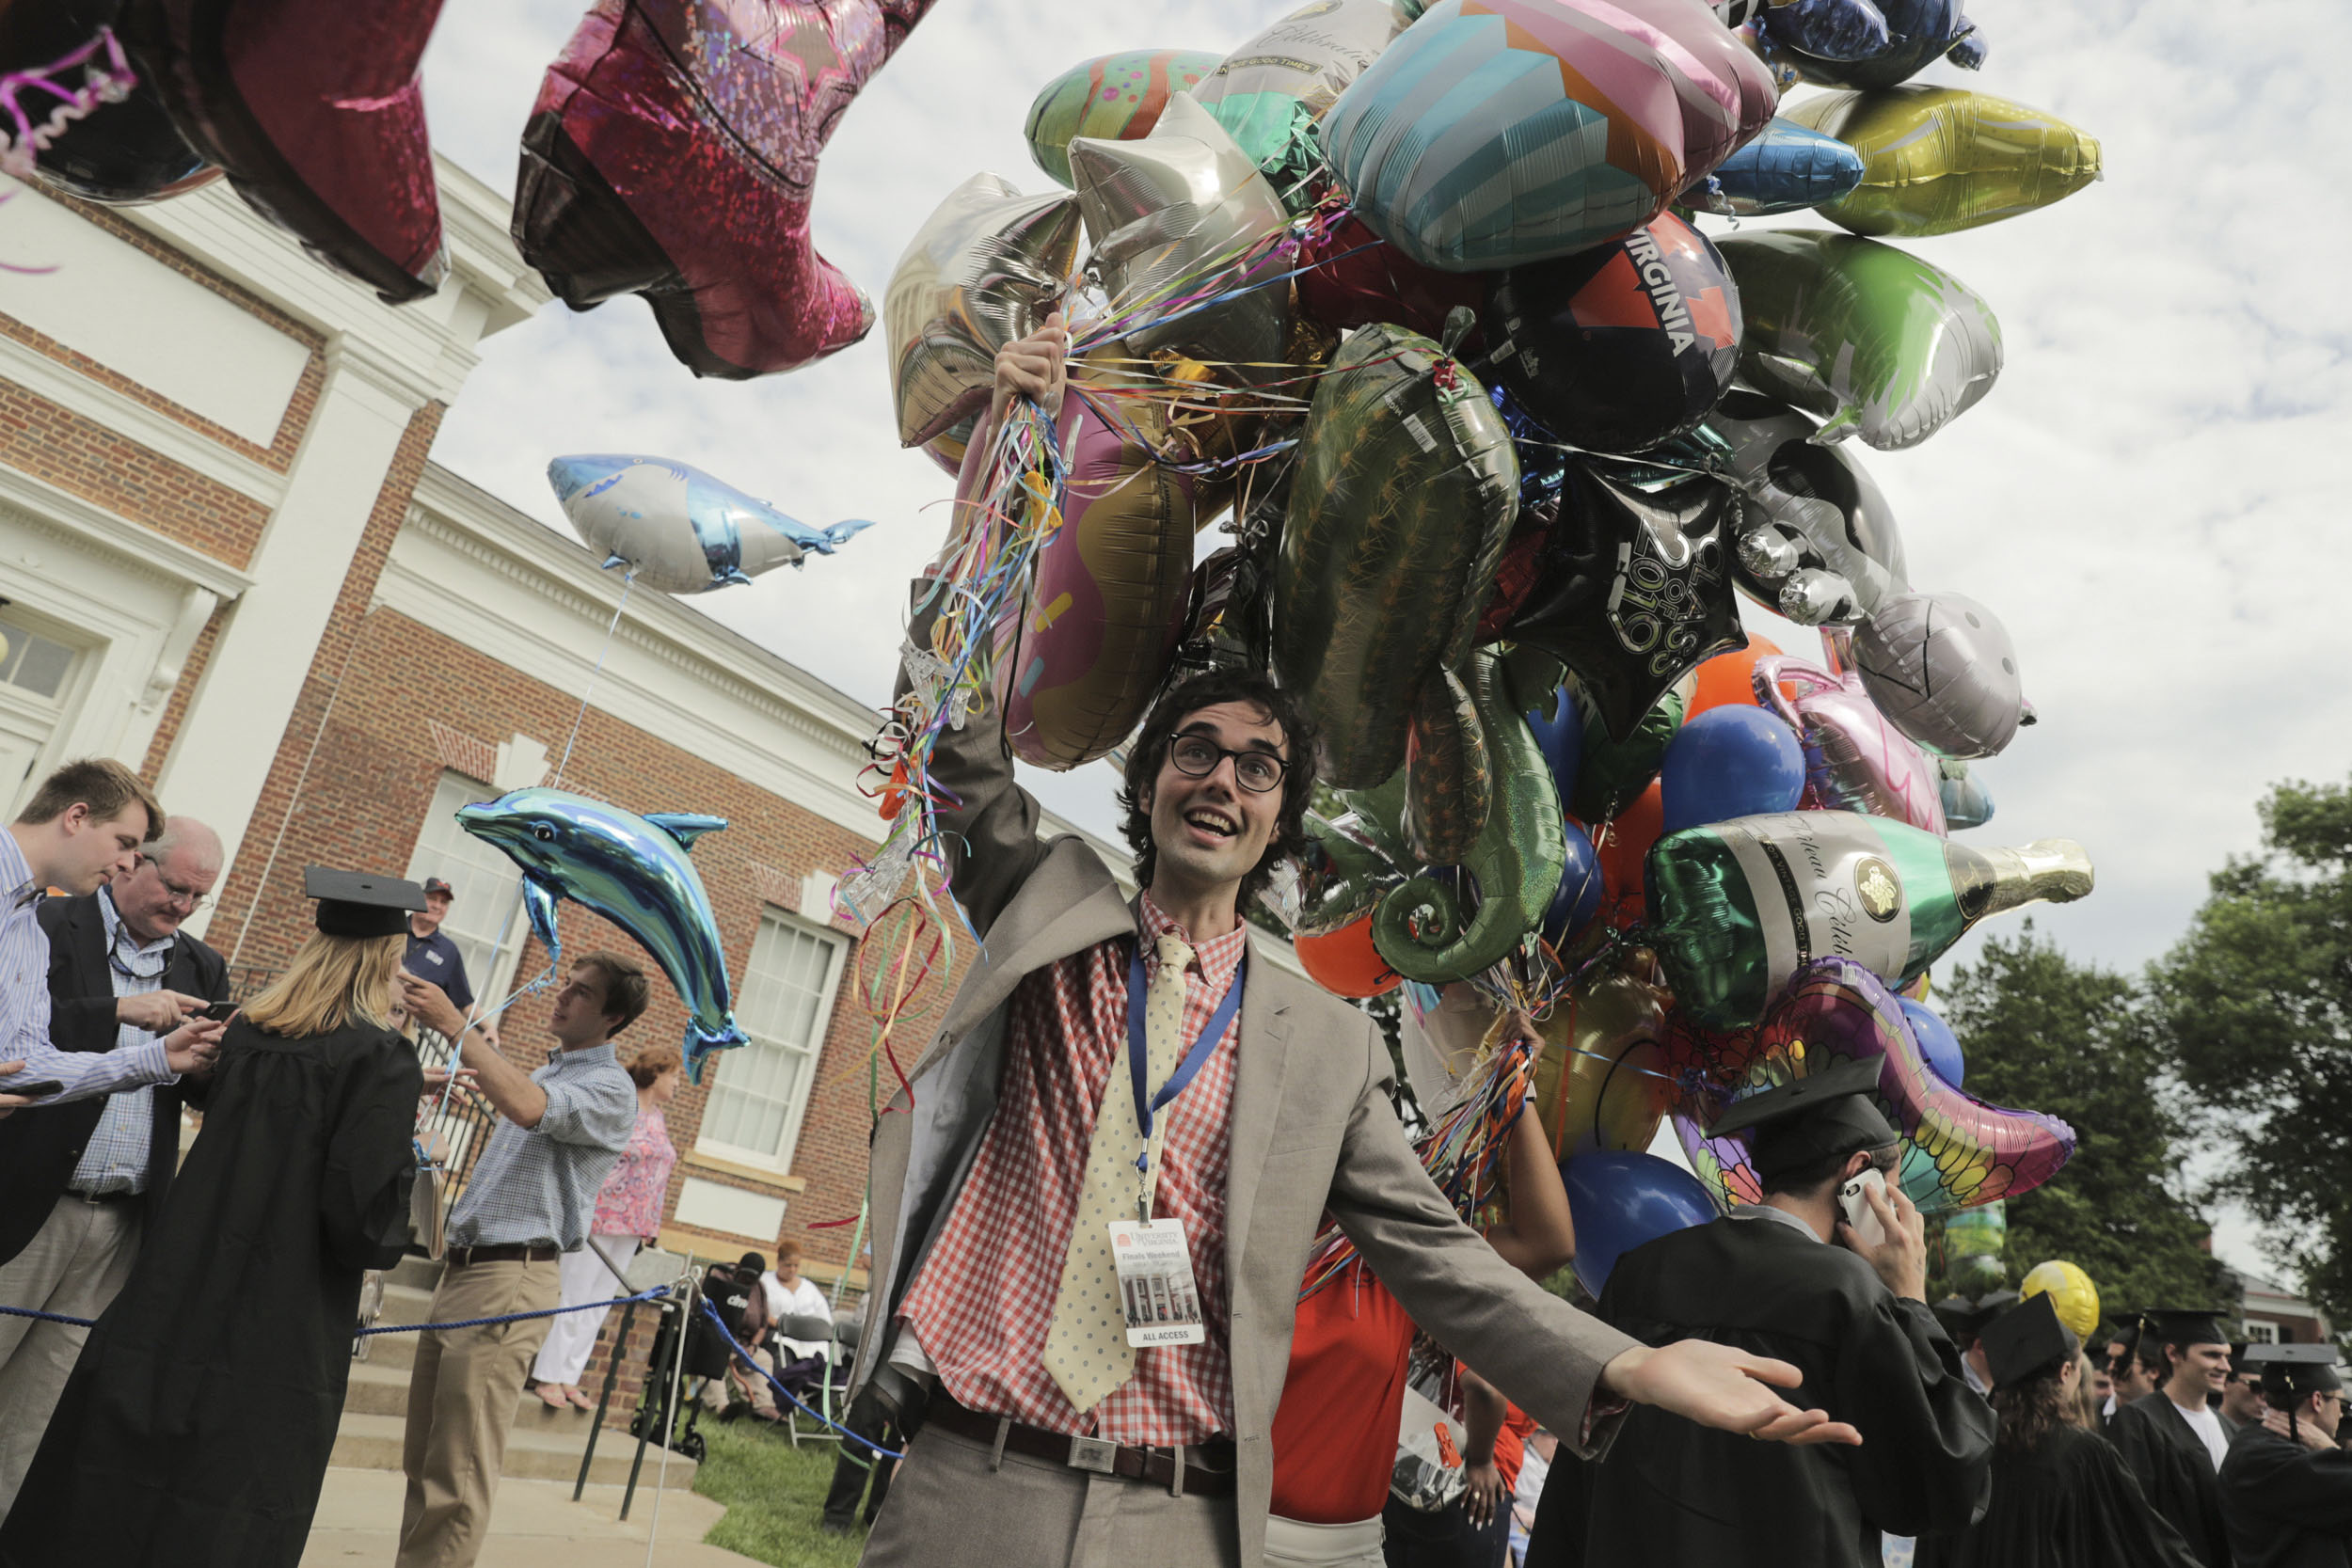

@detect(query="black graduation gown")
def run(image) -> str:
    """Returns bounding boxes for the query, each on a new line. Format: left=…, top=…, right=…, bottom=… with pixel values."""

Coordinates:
left=1527, top=1213, right=1995, bottom=1568
left=2110, top=1391, right=2236, bottom=1567
left=0, top=1020, right=421, bottom=1568
left=2219, top=1423, right=2352, bottom=1568
left=1915, top=1424, right=2203, bottom=1568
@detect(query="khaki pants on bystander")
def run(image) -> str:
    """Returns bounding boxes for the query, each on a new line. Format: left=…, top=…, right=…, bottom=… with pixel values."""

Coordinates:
left=394, top=1257, right=560, bottom=1568
left=0, top=1194, right=139, bottom=1517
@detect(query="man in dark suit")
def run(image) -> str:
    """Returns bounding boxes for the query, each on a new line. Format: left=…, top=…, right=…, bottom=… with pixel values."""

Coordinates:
left=0, top=816, right=230, bottom=1513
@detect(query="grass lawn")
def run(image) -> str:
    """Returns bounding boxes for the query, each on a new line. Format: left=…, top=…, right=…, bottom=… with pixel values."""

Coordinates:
left=691, top=1415, right=876, bottom=1568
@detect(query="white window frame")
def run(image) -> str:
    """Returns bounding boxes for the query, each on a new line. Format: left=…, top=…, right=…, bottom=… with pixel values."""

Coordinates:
left=2243, top=1320, right=2280, bottom=1345
left=404, top=770, right=531, bottom=1019
left=695, top=907, right=849, bottom=1174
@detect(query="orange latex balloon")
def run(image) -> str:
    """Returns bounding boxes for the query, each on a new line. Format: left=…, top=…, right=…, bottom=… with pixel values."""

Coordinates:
left=1687, top=635, right=1783, bottom=716
left=1530, top=952, right=1677, bottom=1162
left=1296, top=913, right=1401, bottom=998
left=1595, top=783, right=1664, bottom=927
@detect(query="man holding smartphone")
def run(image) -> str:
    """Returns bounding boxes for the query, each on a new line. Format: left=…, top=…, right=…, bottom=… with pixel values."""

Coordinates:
left=1529, top=1057, right=1996, bottom=1567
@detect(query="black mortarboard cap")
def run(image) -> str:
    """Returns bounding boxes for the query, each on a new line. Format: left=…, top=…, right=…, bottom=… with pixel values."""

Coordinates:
left=2134, top=1307, right=2229, bottom=1350
left=304, top=866, right=427, bottom=939
left=1933, top=1289, right=2021, bottom=1342
left=1704, top=1055, right=1899, bottom=1180
left=2245, top=1343, right=2343, bottom=1398
left=1982, top=1292, right=2079, bottom=1388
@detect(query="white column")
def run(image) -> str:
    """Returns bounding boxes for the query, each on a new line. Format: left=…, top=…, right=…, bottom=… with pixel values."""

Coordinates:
left=165, top=339, right=426, bottom=938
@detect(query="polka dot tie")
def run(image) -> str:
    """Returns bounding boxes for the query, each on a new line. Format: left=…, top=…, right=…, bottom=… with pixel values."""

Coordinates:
left=1041, top=933, right=1193, bottom=1416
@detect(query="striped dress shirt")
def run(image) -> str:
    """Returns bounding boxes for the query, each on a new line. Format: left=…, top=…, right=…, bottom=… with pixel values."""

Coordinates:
left=0, top=833, right=176, bottom=1107
left=67, top=887, right=172, bottom=1193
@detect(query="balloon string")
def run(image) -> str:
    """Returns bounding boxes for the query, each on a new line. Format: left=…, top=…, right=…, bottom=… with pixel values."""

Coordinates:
left=549, top=569, right=637, bottom=791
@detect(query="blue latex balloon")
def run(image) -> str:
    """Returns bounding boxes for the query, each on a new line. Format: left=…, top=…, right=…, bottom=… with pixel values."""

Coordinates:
left=1524, top=682, right=1583, bottom=801
left=1901, top=999, right=1965, bottom=1088
left=457, top=787, right=752, bottom=1082
left=1658, top=705, right=1806, bottom=834
left=1564, top=1149, right=1722, bottom=1297
left=1687, top=119, right=1867, bottom=218
left=1539, top=829, right=1604, bottom=949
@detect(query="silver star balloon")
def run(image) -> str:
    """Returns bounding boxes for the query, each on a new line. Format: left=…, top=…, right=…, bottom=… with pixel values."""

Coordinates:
left=883, top=171, right=1084, bottom=448
left=1068, top=92, right=1294, bottom=378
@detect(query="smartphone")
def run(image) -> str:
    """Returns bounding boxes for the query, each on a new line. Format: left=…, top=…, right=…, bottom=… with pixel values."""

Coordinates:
left=2, top=1081, right=63, bottom=1099
left=199, top=1001, right=240, bottom=1023
left=1838, top=1166, right=1889, bottom=1249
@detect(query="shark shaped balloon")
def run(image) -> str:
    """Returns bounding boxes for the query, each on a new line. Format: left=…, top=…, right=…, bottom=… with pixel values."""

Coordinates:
left=548, top=454, right=872, bottom=595
left=457, top=786, right=751, bottom=1082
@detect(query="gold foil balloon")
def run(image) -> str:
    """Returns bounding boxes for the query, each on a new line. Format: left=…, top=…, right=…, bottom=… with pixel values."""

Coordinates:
left=2020, top=1259, right=2101, bottom=1340
left=1784, top=87, right=2103, bottom=238
left=884, top=172, right=1084, bottom=448
left=1530, top=956, right=1677, bottom=1162
left=1068, top=91, right=1295, bottom=378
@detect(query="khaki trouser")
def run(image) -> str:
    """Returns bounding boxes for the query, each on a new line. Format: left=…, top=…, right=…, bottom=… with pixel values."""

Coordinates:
left=0, top=1195, right=140, bottom=1519
left=396, top=1258, right=560, bottom=1568
left=860, top=1421, right=1240, bottom=1568
left=1263, top=1514, right=1385, bottom=1568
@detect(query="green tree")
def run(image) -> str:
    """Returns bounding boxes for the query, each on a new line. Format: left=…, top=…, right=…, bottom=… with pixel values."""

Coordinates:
left=1938, top=924, right=2223, bottom=1312
left=2146, top=775, right=2352, bottom=1323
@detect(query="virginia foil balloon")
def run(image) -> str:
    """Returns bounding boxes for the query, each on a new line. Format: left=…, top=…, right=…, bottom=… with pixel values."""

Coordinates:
left=884, top=172, right=1084, bottom=449
left=548, top=454, right=871, bottom=595
left=457, top=787, right=751, bottom=1081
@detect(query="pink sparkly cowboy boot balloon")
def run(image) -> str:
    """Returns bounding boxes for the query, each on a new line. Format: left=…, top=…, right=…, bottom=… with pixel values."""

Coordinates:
left=125, top=0, right=448, bottom=302
left=516, top=0, right=940, bottom=380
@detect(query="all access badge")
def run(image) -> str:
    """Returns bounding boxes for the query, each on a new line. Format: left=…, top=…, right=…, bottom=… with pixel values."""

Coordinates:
left=1107, top=1219, right=1207, bottom=1348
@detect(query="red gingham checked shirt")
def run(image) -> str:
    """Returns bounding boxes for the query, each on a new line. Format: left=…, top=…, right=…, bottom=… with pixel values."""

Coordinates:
left=898, top=894, right=1247, bottom=1446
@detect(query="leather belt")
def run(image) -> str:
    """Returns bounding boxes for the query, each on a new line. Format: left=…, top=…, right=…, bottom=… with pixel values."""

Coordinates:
left=925, top=1394, right=1235, bottom=1497
left=445, top=1243, right=561, bottom=1268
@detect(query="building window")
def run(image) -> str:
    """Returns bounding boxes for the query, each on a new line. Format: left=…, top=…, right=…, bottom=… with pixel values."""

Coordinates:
left=0, top=609, right=87, bottom=815
left=0, top=612, right=77, bottom=700
left=2244, top=1321, right=2280, bottom=1345
left=697, top=909, right=848, bottom=1172
left=405, top=770, right=529, bottom=1012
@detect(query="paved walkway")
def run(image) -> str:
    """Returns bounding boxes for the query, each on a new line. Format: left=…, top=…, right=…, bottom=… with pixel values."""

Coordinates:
left=302, top=1466, right=765, bottom=1567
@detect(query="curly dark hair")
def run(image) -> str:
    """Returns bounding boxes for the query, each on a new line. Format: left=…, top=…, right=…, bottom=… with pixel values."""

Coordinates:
left=1115, top=669, right=1318, bottom=909
left=1990, top=1364, right=2079, bottom=1452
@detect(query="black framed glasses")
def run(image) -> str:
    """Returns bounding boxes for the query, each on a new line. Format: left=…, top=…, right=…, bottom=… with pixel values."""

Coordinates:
left=138, top=853, right=209, bottom=911
left=1168, top=735, right=1286, bottom=794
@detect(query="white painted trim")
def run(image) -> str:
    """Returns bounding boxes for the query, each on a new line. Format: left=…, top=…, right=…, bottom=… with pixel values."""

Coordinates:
left=674, top=1177, right=789, bottom=1243
left=0, top=330, right=290, bottom=506
left=0, top=463, right=255, bottom=599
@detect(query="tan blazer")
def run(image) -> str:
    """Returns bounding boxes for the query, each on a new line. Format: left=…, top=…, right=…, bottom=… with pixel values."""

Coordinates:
left=851, top=601, right=1637, bottom=1563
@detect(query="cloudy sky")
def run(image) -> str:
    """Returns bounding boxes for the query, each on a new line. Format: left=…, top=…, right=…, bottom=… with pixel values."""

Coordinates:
left=416, top=3, right=2352, bottom=1274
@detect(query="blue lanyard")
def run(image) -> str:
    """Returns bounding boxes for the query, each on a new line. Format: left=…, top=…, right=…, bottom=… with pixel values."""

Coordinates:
left=1125, top=941, right=1247, bottom=1169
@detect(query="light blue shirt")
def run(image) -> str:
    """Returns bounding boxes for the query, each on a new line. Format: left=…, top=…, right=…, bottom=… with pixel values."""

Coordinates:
left=0, top=833, right=176, bottom=1107
left=67, top=887, right=170, bottom=1194
left=446, top=1041, right=637, bottom=1250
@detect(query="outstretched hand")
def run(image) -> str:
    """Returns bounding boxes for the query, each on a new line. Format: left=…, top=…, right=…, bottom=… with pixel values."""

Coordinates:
left=1603, top=1340, right=1863, bottom=1448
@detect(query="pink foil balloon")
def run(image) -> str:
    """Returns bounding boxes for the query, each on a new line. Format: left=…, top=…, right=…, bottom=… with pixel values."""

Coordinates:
left=516, top=0, right=938, bottom=380
left=1753, top=627, right=1947, bottom=834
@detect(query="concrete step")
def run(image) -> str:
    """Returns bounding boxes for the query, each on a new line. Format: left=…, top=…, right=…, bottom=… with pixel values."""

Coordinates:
left=329, top=1412, right=700, bottom=1491
left=343, top=1363, right=635, bottom=1430
left=385, top=1255, right=446, bottom=1292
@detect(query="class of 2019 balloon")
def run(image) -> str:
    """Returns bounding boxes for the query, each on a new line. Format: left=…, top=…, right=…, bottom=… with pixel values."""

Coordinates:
left=1720, top=230, right=2003, bottom=451
left=883, top=172, right=1084, bottom=449
left=1852, top=590, right=2034, bottom=759
left=1069, top=92, right=1294, bottom=377
left=1683, top=116, right=1867, bottom=219
left=1670, top=958, right=2074, bottom=1214
left=992, top=376, right=1222, bottom=770
left=1023, top=47, right=1221, bottom=188
left=1321, top=0, right=1776, bottom=273
left=1485, top=213, right=1743, bottom=456
left=1752, top=633, right=1948, bottom=833
left=1192, top=0, right=1411, bottom=196
left=547, top=454, right=871, bottom=595
left=132, top=0, right=444, bottom=301
left=1787, top=87, right=2103, bottom=239
left=516, top=0, right=935, bottom=378
left=1274, top=323, right=1518, bottom=788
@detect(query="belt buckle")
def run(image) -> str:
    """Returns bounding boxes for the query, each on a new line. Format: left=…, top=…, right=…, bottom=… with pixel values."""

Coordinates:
left=1066, top=1435, right=1117, bottom=1474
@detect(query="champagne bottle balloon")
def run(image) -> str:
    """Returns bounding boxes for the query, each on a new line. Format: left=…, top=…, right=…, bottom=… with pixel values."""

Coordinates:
left=1646, top=811, right=2092, bottom=1029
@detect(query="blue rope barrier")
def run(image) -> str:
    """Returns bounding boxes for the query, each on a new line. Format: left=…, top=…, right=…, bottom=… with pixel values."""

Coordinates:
left=0, top=1285, right=667, bottom=1336
left=693, top=1299, right=902, bottom=1462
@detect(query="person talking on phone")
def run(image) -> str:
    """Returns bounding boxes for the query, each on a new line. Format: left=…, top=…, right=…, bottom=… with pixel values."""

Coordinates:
left=0, top=815, right=231, bottom=1515
left=1527, top=1057, right=1995, bottom=1568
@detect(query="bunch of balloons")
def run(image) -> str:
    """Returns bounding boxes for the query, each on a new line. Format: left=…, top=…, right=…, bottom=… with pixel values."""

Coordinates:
left=863, top=0, right=2108, bottom=1280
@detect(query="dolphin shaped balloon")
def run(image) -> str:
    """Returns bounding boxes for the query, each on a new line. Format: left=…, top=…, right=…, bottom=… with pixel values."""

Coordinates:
left=548, top=454, right=872, bottom=596
left=457, top=786, right=751, bottom=1082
